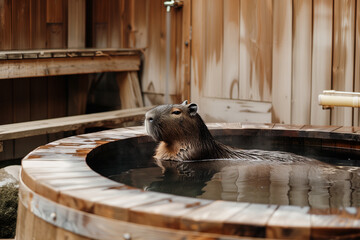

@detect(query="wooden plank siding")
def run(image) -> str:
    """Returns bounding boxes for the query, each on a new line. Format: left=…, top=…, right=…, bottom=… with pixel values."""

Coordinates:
left=0, top=0, right=143, bottom=161
left=291, top=0, right=312, bottom=125
left=2, top=0, right=360, bottom=162
left=188, top=0, right=360, bottom=126
left=331, top=0, right=356, bottom=126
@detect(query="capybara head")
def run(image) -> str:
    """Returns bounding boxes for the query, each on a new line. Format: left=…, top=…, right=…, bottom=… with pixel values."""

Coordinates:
left=145, top=100, right=206, bottom=143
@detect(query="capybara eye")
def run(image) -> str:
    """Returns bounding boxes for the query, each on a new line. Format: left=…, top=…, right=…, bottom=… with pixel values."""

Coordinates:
left=172, top=110, right=181, bottom=115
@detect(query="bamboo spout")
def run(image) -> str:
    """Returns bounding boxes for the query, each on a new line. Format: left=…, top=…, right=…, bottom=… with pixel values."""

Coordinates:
left=318, top=90, right=360, bottom=109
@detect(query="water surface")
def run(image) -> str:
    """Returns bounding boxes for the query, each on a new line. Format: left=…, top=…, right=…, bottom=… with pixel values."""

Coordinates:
left=89, top=136, right=360, bottom=209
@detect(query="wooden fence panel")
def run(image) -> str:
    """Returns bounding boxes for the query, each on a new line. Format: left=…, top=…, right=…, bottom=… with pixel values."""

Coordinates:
left=272, top=0, right=292, bottom=124
left=0, top=0, right=12, bottom=50
left=291, top=0, right=312, bottom=125
left=12, top=0, right=31, bottom=50
left=142, top=0, right=165, bottom=105
left=13, top=78, right=31, bottom=158
left=354, top=0, right=360, bottom=126
left=190, top=0, right=205, bottom=105
left=203, top=0, right=223, bottom=98
left=108, top=0, right=123, bottom=48
left=46, top=0, right=67, bottom=48
left=331, top=0, right=356, bottom=126
left=0, top=80, right=14, bottom=161
left=239, top=0, right=272, bottom=102
left=222, top=0, right=239, bottom=100
left=93, top=0, right=108, bottom=48
left=30, top=0, right=47, bottom=49
left=310, top=0, right=332, bottom=125
left=68, top=0, right=85, bottom=48
left=29, top=78, right=49, bottom=156
left=128, top=0, right=149, bottom=48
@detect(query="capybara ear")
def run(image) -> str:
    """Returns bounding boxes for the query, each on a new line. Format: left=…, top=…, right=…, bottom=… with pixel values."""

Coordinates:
left=188, top=103, right=198, bottom=116
left=181, top=100, right=188, bottom=105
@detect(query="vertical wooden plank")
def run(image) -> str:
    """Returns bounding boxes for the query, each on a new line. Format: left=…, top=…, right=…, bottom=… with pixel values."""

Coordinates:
left=13, top=79, right=30, bottom=121
left=15, top=200, right=35, bottom=240
left=46, top=0, right=63, bottom=23
left=239, top=0, right=272, bottom=102
left=12, top=0, right=31, bottom=50
left=30, top=77, right=49, bottom=150
left=48, top=76, right=67, bottom=141
left=180, top=0, right=191, bottom=102
left=67, top=75, right=89, bottom=116
left=203, top=0, right=223, bottom=98
left=30, top=0, right=47, bottom=49
left=47, top=23, right=65, bottom=48
left=331, top=0, right=356, bottom=126
left=48, top=77, right=67, bottom=119
left=311, top=0, right=333, bottom=125
left=222, top=0, right=239, bottom=99
left=0, top=79, right=13, bottom=161
left=93, top=0, right=109, bottom=48
left=128, top=0, right=149, bottom=48
left=0, top=80, right=13, bottom=124
left=291, top=0, right=312, bottom=125
left=68, top=0, right=85, bottom=48
left=13, top=78, right=31, bottom=158
left=170, top=3, right=181, bottom=102
left=0, top=0, right=12, bottom=50
left=12, top=0, right=31, bottom=158
left=120, top=0, right=131, bottom=48
left=272, top=0, right=292, bottom=124
left=30, top=78, right=48, bottom=121
left=142, top=0, right=165, bottom=105
left=190, top=0, right=205, bottom=105
left=108, top=0, right=122, bottom=48
left=46, top=0, right=67, bottom=49
left=116, top=72, right=144, bottom=109
left=355, top=0, right=360, bottom=126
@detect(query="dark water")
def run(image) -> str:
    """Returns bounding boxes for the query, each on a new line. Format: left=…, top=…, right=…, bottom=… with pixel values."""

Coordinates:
left=87, top=136, right=360, bottom=209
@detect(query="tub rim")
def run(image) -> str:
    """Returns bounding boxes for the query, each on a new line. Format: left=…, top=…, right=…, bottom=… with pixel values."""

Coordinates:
left=19, top=123, right=360, bottom=239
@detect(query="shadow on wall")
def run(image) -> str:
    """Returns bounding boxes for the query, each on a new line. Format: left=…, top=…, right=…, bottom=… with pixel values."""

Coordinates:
left=86, top=73, right=122, bottom=114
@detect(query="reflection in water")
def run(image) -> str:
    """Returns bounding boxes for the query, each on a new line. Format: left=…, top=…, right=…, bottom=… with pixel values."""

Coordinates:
left=109, top=149, right=360, bottom=209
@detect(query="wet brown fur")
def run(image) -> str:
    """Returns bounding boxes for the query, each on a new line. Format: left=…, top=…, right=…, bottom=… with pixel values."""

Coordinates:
left=145, top=101, right=241, bottom=161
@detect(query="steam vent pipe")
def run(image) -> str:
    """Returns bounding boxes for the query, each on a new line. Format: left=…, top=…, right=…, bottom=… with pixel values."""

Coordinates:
left=318, top=90, right=360, bottom=109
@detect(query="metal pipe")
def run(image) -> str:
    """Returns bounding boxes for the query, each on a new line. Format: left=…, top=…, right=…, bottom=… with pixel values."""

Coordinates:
left=165, top=10, right=171, bottom=104
left=163, top=1, right=183, bottom=104
left=318, top=90, right=360, bottom=109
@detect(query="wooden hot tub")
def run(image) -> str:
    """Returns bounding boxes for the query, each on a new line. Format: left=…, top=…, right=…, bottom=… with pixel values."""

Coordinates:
left=16, top=123, right=360, bottom=239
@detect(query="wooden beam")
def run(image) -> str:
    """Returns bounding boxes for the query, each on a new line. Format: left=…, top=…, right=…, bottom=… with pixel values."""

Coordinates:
left=0, top=54, right=140, bottom=79
left=0, top=107, right=152, bottom=141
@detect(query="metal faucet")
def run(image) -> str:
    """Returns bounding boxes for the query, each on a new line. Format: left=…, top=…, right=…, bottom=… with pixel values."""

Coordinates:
left=164, top=0, right=183, bottom=12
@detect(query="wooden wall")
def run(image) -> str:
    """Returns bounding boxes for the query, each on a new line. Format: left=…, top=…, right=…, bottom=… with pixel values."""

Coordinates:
left=1, top=0, right=360, bottom=162
left=140, top=0, right=191, bottom=106
left=190, top=0, right=360, bottom=126
left=0, top=0, right=137, bottom=161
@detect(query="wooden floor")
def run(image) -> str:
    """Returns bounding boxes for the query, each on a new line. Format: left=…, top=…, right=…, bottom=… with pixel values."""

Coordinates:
left=16, top=123, right=360, bottom=239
